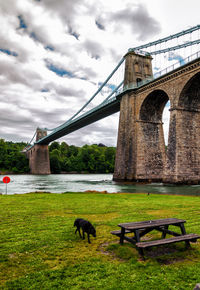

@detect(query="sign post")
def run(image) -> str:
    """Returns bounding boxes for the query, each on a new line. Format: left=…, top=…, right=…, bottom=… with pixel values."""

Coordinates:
left=3, top=176, right=11, bottom=195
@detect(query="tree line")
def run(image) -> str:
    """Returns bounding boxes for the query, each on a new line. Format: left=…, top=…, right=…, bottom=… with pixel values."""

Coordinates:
left=0, top=139, right=116, bottom=174
left=49, top=142, right=116, bottom=174
left=0, top=139, right=29, bottom=173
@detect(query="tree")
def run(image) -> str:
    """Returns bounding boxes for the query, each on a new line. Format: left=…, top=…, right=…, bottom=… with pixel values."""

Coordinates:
left=50, top=149, right=62, bottom=173
left=50, top=155, right=61, bottom=173
left=60, top=142, right=69, bottom=156
left=0, top=140, right=29, bottom=173
left=67, top=145, right=79, bottom=157
left=0, top=139, right=7, bottom=168
left=49, top=142, right=60, bottom=152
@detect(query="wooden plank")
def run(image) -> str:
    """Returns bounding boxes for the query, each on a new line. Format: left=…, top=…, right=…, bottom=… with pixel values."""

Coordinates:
left=139, top=228, right=155, bottom=237
left=111, top=229, right=131, bottom=236
left=136, top=234, right=200, bottom=249
left=123, top=236, right=136, bottom=244
left=156, top=227, right=182, bottom=237
left=118, top=218, right=186, bottom=230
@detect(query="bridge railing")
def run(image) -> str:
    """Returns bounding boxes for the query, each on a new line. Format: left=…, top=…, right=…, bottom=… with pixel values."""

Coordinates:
left=154, top=50, right=200, bottom=79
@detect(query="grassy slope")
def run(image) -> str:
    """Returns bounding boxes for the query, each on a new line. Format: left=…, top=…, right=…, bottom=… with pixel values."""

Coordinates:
left=0, top=192, right=200, bottom=289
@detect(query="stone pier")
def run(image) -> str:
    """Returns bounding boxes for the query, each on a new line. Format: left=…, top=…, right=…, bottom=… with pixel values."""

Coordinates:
left=27, top=128, right=51, bottom=174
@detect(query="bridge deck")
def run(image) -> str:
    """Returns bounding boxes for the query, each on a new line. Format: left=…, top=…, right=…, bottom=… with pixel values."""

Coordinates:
left=35, top=55, right=200, bottom=146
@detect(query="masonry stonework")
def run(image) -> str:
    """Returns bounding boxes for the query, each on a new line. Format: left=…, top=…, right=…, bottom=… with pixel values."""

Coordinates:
left=113, top=52, right=200, bottom=184
left=27, top=128, right=51, bottom=174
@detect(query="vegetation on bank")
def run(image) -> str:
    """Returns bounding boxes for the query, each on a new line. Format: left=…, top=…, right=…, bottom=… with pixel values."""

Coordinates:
left=1, top=192, right=200, bottom=289
left=0, top=139, right=29, bottom=174
left=49, top=141, right=116, bottom=174
left=0, top=139, right=116, bottom=174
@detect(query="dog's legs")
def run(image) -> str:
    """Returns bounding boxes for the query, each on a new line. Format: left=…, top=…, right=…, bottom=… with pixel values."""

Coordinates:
left=87, top=233, right=91, bottom=243
left=75, top=227, right=82, bottom=238
left=78, top=228, right=82, bottom=238
left=82, top=229, right=85, bottom=240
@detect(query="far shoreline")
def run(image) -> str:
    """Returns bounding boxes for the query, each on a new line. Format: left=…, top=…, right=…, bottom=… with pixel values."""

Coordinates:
left=1, top=190, right=200, bottom=198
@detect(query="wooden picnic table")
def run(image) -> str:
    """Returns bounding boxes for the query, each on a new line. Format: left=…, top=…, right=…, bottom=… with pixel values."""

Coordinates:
left=111, top=218, right=200, bottom=256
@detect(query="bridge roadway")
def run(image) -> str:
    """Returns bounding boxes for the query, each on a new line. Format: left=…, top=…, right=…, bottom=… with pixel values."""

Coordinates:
left=36, top=96, right=120, bottom=145
left=36, top=54, right=200, bottom=146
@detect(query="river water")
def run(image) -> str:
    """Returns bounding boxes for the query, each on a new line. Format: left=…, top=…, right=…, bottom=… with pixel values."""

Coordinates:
left=0, top=174, right=200, bottom=196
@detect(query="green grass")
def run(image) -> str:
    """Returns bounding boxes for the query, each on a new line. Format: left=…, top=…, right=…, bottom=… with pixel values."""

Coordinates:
left=0, top=192, right=200, bottom=289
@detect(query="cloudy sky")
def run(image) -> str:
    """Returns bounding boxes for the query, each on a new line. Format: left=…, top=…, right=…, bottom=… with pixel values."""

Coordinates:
left=0, top=0, right=200, bottom=147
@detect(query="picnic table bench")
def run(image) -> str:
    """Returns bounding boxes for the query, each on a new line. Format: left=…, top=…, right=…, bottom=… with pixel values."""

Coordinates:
left=111, top=218, right=200, bottom=256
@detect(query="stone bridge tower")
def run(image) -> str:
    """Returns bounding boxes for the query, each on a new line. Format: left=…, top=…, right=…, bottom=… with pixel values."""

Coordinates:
left=114, top=51, right=200, bottom=184
left=123, top=50, right=153, bottom=89
left=27, top=128, right=51, bottom=174
left=114, top=51, right=158, bottom=182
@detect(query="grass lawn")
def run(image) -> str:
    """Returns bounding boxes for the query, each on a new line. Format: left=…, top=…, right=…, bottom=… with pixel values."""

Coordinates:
left=0, top=192, right=200, bottom=289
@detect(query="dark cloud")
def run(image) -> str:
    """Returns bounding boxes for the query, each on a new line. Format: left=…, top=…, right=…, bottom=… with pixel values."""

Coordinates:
left=0, top=111, right=32, bottom=126
left=37, top=0, right=84, bottom=27
left=17, top=14, right=45, bottom=45
left=45, top=82, right=86, bottom=99
left=76, top=67, right=98, bottom=80
left=84, top=40, right=104, bottom=59
left=55, top=87, right=85, bottom=98
left=101, top=4, right=161, bottom=41
left=0, top=59, right=42, bottom=88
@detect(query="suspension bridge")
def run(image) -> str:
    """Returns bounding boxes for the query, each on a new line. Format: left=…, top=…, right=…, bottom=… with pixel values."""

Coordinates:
left=25, top=25, right=200, bottom=184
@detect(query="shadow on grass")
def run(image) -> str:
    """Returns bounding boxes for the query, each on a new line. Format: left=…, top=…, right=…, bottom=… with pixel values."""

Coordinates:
left=104, top=241, right=200, bottom=265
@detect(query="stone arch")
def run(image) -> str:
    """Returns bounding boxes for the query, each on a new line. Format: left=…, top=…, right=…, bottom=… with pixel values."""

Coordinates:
left=137, top=89, right=169, bottom=181
left=178, top=72, right=200, bottom=110
left=140, top=89, right=169, bottom=122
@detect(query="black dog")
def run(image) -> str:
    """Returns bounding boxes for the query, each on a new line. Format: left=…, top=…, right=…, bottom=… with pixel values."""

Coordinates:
left=74, top=218, right=96, bottom=243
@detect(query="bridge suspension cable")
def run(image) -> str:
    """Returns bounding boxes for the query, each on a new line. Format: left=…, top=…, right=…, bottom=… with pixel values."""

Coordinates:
left=66, top=57, right=125, bottom=123
left=23, top=130, right=37, bottom=150
left=149, top=39, right=200, bottom=55
left=37, top=24, right=200, bottom=139
left=44, top=56, right=125, bottom=132
left=129, top=24, right=200, bottom=52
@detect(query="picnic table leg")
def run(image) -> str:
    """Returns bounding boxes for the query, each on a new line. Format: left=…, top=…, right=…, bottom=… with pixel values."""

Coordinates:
left=180, top=223, right=191, bottom=248
left=120, top=228, right=125, bottom=245
left=162, top=225, right=169, bottom=239
left=135, top=230, right=140, bottom=243
left=134, top=230, right=144, bottom=256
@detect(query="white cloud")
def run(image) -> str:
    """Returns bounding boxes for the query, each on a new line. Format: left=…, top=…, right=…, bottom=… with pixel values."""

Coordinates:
left=0, top=0, right=200, bottom=146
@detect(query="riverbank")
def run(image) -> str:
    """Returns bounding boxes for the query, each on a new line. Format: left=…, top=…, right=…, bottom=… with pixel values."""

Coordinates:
left=1, top=173, right=200, bottom=196
left=1, top=192, right=200, bottom=289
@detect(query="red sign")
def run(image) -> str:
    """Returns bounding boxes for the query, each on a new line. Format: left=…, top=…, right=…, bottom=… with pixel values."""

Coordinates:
left=3, top=176, right=11, bottom=184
